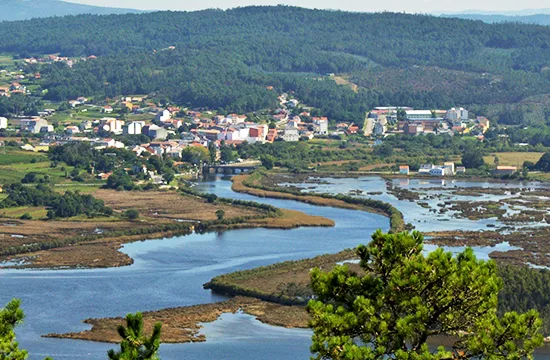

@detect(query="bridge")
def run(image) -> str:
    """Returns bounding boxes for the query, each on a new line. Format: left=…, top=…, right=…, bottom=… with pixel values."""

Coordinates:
left=202, top=161, right=260, bottom=175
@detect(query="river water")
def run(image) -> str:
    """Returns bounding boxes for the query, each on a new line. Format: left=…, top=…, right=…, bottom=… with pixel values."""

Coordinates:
left=1, top=175, right=550, bottom=359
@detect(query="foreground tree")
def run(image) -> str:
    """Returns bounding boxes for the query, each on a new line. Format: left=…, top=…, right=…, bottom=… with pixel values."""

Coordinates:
left=107, top=312, right=162, bottom=360
left=1, top=299, right=52, bottom=360
left=307, top=230, right=543, bottom=360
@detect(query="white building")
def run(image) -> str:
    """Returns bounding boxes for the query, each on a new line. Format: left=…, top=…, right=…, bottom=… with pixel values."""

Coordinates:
left=0, top=117, right=7, bottom=129
left=123, top=121, right=145, bottom=135
left=282, top=127, right=300, bottom=142
left=156, top=109, right=171, bottom=122
left=429, top=167, right=445, bottom=177
left=446, top=107, right=469, bottom=124
left=405, top=110, right=442, bottom=120
left=100, top=118, right=125, bottom=134
left=20, top=118, right=51, bottom=134
left=313, top=117, right=328, bottom=135
left=418, top=164, right=434, bottom=174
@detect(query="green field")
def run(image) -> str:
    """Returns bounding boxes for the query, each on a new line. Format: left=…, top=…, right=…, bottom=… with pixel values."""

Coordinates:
left=0, top=149, right=48, bottom=165
left=0, top=206, right=48, bottom=219
left=483, top=152, right=544, bottom=167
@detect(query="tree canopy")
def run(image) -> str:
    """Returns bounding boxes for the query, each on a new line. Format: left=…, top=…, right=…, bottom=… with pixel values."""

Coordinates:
left=307, top=230, right=543, bottom=360
left=107, top=312, right=162, bottom=360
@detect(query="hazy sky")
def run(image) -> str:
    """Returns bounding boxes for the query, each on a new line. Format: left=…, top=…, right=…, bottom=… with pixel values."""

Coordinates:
left=63, top=0, right=550, bottom=14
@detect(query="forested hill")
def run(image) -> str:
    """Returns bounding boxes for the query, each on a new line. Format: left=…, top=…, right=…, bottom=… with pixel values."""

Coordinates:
left=0, top=0, right=141, bottom=22
left=3, top=6, right=550, bottom=121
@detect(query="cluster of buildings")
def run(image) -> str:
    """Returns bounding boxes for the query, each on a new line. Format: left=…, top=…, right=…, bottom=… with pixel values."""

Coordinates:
left=399, top=162, right=466, bottom=177
left=23, top=54, right=98, bottom=68
left=0, top=82, right=27, bottom=97
left=367, top=107, right=490, bottom=137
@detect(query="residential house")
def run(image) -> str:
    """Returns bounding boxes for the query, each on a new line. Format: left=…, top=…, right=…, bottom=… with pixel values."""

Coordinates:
left=100, top=118, right=124, bottom=134
left=79, top=120, right=93, bottom=131
left=20, top=118, right=51, bottom=134
left=156, top=109, right=171, bottom=122
left=476, top=116, right=490, bottom=133
left=443, top=162, right=455, bottom=175
left=9, top=82, right=26, bottom=92
left=146, top=125, right=168, bottom=140
left=429, top=167, right=446, bottom=177
left=399, top=165, right=410, bottom=175
left=346, top=123, right=359, bottom=135
left=282, top=127, right=300, bottom=142
left=418, top=164, right=434, bottom=174
left=0, top=117, right=7, bottom=129
left=492, top=166, right=517, bottom=176
left=266, top=129, right=278, bottom=143
left=65, top=126, right=80, bottom=135
left=313, top=117, right=328, bottom=135
left=123, top=121, right=145, bottom=135
left=102, top=106, right=113, bottom=114
left=456, top=166, right=466, bottom=174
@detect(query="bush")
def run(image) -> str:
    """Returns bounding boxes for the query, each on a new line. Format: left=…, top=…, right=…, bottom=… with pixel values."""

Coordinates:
left=123, top=209, right=140, bottom=220
left=19, top=213, right=32, bottom=220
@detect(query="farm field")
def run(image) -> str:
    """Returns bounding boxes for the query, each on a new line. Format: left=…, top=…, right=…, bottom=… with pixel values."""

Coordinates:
left=483, top=152, right=544, bottom=167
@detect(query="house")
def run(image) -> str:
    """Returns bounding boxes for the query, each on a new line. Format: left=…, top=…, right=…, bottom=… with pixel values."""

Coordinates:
left=9, top=82, right=26, bottom=92
left=418, top=164, right=434, bottom=174
left=266, top=129, right=278, bottom=143
left=346, top=124, right=359, bottom=135
left=20, top=118, right=50, bottom=134
left=492, top=166, right=517, bottom=176
left=156, top=110, right=171, bottom=122
left=476, top=116, right=490, bottom=133
left=429, top=167, right=446, bottom=177
left=0, top=117, right=7, bottom=129
left=399, top=165, right=410, bottom=175
left=456, top=166, right=466, bottom=174
left=0, top=87, right=9, bottom=97
left=313, top=117, right=328, bottom=135
left=100, top=118, right=124, bottom=134
left=123, top=121, right=145, bottom=135
left=146, top=125, right=168, bottom=140
left=102, top=106, right=113, bottom=114
left=79, top=120, right=93, bottom=131
left=443, top=162, right=455, bottom=175
left=65, top=126, right=80, bottom=135
left=282, top=127, right=300, bottom=142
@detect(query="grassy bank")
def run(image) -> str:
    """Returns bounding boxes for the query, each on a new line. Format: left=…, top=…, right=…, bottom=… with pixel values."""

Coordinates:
left=45, top=296, right=308, bottom=343
left=232, top=172, right=406, bottom=233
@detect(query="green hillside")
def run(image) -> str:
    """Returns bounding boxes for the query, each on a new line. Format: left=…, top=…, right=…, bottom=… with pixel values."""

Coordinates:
left=2, top=6, right=550, bottom=122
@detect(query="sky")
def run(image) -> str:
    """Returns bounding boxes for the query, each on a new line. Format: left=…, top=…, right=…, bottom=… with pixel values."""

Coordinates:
left=62, top=0, right=550, bottom=14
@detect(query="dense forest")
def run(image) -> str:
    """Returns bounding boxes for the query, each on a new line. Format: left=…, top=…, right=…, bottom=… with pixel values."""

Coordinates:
left=2, top=7, right=550, bottom=121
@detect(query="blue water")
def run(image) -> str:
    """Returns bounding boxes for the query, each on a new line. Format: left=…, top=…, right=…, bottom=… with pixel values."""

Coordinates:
left=0, top=176, right=389, bottom=359
left=1, top=175, right=550, bottom=359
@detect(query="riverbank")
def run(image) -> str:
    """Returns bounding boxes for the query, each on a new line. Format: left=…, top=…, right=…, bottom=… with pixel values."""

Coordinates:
left=44, top=296, right=309, bottom=343
left=232, top=172, right=406, bottom=232
left=0, top=189, right=334, bottom=269
left=46, top=250, right=359, bottom=344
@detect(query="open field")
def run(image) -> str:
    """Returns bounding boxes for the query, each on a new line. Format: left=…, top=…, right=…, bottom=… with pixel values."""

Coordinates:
left=483, top=152, right=544, bottom=167
left=0, top=159, right=77, bottom=184
left=330, top=74, right=358, bottom=93
left=94, top=189, right=261, bottom=220
left=1, top=189, right=334, bottom=269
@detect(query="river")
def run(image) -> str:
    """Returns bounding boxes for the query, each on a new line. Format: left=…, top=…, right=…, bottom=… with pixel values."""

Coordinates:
left=1, top=175, right=549, bottom=359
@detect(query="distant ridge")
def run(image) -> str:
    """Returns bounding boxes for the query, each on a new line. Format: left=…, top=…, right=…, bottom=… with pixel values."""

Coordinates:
left=0, top=0, right=142, bottom=22
left=442, top=13, right=550, bottom=26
